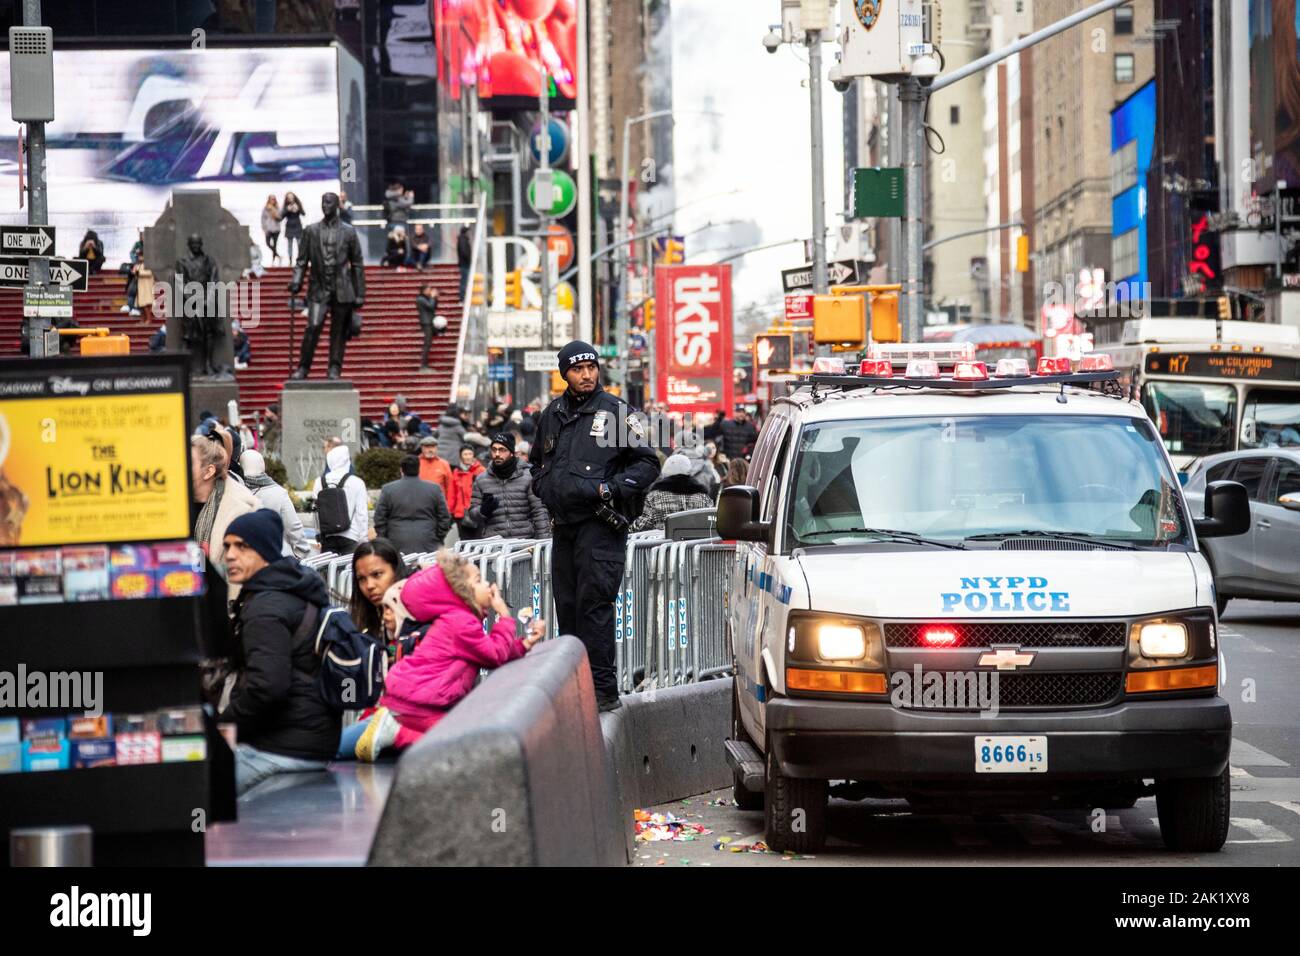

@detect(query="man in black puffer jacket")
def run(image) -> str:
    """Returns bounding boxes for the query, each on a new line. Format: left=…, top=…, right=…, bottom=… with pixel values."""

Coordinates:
left=467, top=432, right=551, bottom=539
left=222, top=509, right=339, bottom=795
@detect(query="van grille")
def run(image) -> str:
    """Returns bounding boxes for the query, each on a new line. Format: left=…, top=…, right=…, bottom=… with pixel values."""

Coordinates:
left=889, top=671, right=1123, bottom=710
left=884, top=621, right=1128, bottom=649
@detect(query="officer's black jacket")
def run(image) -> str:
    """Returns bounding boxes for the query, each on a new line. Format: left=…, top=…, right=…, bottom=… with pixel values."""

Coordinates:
left=529, top=385, right=661, bottom=526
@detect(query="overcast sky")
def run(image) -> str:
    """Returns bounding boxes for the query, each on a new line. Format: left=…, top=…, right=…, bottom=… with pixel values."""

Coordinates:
left=668, top=0, right=845, bottom=317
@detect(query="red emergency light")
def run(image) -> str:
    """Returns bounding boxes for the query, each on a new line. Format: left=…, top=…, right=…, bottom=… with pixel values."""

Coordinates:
left=921, top=627, right=959, bottom=647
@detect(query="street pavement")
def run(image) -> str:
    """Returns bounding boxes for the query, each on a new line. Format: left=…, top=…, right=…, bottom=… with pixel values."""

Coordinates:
left=638, top=600, right=1300, bottom=867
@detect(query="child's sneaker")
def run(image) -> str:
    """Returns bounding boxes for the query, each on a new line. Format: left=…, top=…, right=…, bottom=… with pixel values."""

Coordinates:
left=355, top=707, right=399, bottom=762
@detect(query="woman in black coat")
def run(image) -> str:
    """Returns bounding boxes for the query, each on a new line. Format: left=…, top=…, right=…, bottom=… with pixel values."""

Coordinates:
left=281, top=192, right=305, bottom=263
left=416, top=283, right=442, bottom=371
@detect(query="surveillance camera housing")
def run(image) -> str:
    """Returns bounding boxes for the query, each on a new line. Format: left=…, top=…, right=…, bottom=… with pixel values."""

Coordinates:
left=829, top=64, right=850, bottom=93
left=763, top=28, right=782, bottom=53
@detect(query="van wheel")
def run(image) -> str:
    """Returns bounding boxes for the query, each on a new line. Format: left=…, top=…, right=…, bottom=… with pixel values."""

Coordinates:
left=1156, top=768, right=1230, bottom=852
left=763, top=740, right=827, bottom=853
left=731, top=679, right=764, bottom=812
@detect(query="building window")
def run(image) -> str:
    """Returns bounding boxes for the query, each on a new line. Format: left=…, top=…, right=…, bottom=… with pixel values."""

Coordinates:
left=1115, top=6, right=1134, bottom=35
left=1115, top=53, right=1135, bottom=83
left=1113, top=227, right=1140, bottom=280
left=950, top=105, right=960, bottom=125
left=1111, top=140, right=1138, bottom=195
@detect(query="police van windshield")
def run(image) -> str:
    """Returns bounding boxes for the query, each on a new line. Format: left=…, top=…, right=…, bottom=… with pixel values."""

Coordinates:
left=786, top=415, right=1188, bottom=549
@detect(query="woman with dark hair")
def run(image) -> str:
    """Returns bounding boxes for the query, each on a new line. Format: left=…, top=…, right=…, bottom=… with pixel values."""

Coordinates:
left=719, top=457, right=749, bottom=494
left=349, top=538, right=410, bottom=639
left=281, top=192, right=305, bottom=264
left=78, top=230, right=105, bottom=274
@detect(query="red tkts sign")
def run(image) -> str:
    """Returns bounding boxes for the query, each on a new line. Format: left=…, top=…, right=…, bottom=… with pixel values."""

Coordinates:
left=654, top=264, right=734, bottom=415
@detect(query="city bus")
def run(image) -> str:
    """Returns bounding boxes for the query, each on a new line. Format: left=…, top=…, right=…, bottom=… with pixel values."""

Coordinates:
left=1109, top=319, right=1300, bottom=469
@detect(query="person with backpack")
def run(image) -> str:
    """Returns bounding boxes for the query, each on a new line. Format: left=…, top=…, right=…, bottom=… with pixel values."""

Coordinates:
left=351, top=550, right=546, bottom=761
left=221, top=510, right=340, bottom=794
left=311, top=443, right=369, bottom=555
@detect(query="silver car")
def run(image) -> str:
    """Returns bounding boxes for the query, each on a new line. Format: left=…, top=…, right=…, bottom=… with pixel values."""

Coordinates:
left=1183, top=449, right=1300, bottom=614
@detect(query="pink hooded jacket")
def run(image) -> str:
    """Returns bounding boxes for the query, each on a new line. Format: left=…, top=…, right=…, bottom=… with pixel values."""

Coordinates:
left=378, top=564, right=525, bottom=732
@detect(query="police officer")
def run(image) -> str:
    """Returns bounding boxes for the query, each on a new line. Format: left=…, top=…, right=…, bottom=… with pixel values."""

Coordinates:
left=530, top=341, right=660, bottom=711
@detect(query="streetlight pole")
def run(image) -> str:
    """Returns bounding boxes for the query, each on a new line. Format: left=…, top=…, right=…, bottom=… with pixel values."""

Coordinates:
left=807, top=28, right=828, bottom=296
left=21, top=0, right=52, bottom=357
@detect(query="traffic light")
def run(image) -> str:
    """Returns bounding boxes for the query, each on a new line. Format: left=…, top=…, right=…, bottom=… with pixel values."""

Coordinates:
left=663, top=237, right=684, bottom=264
left=870, top=292, right=901, bottom=343
left=1015, top=235, right=1030, bottom=273
left=504, top=270, right=523, bottom=309
left=549, top=370, right=566, bottom=393
left=1217, top=295, right=1232, bottom=320
left=813, top=294, right=866, bottom=346
left=470, top=272, right=486, bottom=306
left=643, top=297, right=655, bottom=330
left=753, top=332, right=794, bottom=372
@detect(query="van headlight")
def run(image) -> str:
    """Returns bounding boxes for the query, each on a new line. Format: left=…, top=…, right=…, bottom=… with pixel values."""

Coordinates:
left=817, top=623, right=867, bottom=661
left=1136, top=622, right=1188, bottom=658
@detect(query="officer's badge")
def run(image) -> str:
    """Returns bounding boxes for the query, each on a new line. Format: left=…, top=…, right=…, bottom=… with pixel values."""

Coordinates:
left=590, top=410, right=610, bottom=437
left=626, top=414, right=646, bottom=440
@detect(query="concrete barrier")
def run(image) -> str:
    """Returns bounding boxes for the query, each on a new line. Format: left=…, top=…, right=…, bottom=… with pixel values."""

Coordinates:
left=368, top=636, right=624, bottom=866
left=367, top=635, right=734, bottom=866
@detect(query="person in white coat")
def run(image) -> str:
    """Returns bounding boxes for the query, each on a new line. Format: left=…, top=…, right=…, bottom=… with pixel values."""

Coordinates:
left=310, top=443, right=369, bottom=554
left=240, top=450, right=311, bottom=559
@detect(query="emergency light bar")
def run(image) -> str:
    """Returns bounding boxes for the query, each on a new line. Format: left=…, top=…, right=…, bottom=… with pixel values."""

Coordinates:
left=806, top=352, right=1122, bottom=392
left=868, top=342, right=978, bottom=365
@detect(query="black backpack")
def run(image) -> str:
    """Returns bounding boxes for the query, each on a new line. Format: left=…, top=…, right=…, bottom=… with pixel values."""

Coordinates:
left=293, top=604, right=388, bottom=711
left=317, top=468, right=353, bottom=537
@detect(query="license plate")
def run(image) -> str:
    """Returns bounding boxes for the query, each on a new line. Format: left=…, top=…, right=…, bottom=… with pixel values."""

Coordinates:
left=974, top=736, right=1047, bottom=773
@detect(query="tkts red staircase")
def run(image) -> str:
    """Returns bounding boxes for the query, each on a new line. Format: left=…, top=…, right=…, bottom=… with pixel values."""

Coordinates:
left=0, top=264, right=463, bottom=421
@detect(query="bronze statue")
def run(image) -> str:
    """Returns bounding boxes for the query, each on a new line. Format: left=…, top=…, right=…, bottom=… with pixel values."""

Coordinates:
left=176, top=234, right=223, bottom=378
left=289, top=192, right=366, bottom=379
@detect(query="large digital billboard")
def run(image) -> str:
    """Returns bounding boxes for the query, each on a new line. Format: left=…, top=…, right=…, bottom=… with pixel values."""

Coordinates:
left=655, top=264, right=735, bottom=416
left=436, top=0, right=578, bottom=108
left=1250, top=0, right=1300, bottom=191
left=0, top=47, right=343, bottom=263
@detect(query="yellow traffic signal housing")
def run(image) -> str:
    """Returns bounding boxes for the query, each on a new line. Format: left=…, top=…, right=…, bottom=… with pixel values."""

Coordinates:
left=643, top=297, right=655, bottom=330
left=1217, top=295, right=1231, bottom=320
left=549, top=370, right=566, bottom=393
left=664, top=239, right=684, bottom=264
left=504, top=270, right=524, bottom=309
left=1015, top=235, right=1030, bottom=273
left=813, top=293, right=866, bottom=345
left=870, top=292, right=901, bottom=343
left=470, top=272, right=486, bottom=306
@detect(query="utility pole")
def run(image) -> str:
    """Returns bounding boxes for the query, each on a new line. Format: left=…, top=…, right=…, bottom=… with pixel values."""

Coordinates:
left=19, top=0, right=52, bottom=357
left=890, top=0, right=1127, bottom=341
left=807, top=25, right=828, bottom=295
left=539, top=65, right=553, bottom=408
left=575, top=0, right=593, bottom=343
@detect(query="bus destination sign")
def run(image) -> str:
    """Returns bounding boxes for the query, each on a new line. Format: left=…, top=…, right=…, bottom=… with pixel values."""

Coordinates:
left=1146, top=352, right=1300, bottom=381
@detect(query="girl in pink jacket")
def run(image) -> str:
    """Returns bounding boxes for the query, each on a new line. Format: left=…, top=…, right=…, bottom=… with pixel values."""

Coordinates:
left=354, top=551, right=545, bottom=761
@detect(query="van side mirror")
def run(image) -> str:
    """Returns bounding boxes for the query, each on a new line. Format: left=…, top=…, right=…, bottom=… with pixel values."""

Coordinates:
left=716, top=485, right=771, bottom=543
left=1279, top=493, right=1300, bottom=512
left=1194, top=480, right=1251, bottom=538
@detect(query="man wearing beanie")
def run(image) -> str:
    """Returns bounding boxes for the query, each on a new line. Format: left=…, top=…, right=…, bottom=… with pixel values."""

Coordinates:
left=529, top=340, right=660, bottom=711
left=221, top=510, right=339, bottom=794
left=467, top=431, right=550, bottom=539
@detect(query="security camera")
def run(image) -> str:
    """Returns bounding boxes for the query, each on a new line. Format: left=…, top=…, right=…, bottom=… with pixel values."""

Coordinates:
left=829, top=64, right=851, bottom=93
left=762, top=27, right=783, bottom=53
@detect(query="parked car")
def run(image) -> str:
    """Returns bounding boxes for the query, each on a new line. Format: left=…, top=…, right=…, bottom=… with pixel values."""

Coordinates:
left=1182, top=449, right=1300, bottom=614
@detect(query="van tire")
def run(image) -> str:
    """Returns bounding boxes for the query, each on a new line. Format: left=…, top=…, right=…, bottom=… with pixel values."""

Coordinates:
left=764, top=740, right=827, bottom=853
left=1156, top=768, right=1230, bottom=852
left=731, top=679, right=764, bottom=812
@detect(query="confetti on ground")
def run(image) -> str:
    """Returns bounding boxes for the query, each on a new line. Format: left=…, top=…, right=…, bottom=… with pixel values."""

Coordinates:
left=635, top=810, right=713, bottom=843
left=707, top=798, right=735, bottom=807
left=715, top=839, right=774, bottom=854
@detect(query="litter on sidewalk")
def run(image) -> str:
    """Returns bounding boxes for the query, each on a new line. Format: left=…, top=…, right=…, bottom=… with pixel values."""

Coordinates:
left=634, top=809, right=713, bottom=842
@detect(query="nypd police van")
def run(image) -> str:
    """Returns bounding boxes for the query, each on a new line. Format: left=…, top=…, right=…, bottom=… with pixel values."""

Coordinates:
left=719, top=344, right=1251, bottom=853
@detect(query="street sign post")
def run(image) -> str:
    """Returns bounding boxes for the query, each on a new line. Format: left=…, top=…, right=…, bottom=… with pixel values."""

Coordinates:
left=0, top=256, right=89, bottom=291
left=781, top=259, right=863, bottom=294
left=23, top=286, right=73, bottom=318
left=0, top=225, right=55, bottom=256
left=853, top=167, right=906, bottom=218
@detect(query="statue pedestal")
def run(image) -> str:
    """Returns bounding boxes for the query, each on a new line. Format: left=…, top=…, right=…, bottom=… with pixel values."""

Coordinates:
left=189, top=378, right=240, bottom=431
left=280, top=379, right=362, bottom=488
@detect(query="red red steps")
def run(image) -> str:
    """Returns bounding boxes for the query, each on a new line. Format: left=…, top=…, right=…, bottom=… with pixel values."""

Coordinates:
left=0, top=264, right=464, bottom=424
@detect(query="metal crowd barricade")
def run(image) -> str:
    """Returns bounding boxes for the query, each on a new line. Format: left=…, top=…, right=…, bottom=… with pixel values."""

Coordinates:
left=688, top=541, right=736, bottom=679
left=616, top=532, right=664, bottom=692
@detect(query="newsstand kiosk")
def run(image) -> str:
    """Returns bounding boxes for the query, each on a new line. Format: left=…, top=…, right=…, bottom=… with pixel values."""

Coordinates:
left=0, top=354, right=236, bottom=865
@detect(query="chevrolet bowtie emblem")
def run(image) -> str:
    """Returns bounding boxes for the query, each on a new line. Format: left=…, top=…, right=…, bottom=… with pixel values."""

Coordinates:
left=977, top=645, right=1037, bottom=670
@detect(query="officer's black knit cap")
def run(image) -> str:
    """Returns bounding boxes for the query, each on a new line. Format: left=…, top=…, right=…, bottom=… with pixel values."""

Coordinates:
left=557, top=340, right=599, bottom=373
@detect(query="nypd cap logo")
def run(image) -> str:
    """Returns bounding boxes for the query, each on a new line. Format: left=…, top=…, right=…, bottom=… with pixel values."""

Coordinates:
left=565, top=351, right=598, bottom=367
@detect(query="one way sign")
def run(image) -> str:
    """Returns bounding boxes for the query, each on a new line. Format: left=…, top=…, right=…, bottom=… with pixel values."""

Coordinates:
left=0, top=256, right=89, bottom=292
left=781, top=259, right=863, bottom=294
left=0, top=225, right=56, bottom=257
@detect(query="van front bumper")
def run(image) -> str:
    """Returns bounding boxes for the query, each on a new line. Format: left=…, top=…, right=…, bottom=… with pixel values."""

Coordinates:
left=765, top=695, right=1231, bottom=781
